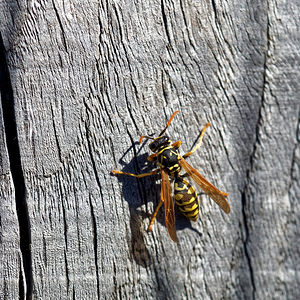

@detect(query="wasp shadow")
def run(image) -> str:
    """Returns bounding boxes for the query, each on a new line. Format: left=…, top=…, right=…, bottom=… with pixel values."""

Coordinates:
left=112, top=141, right=202, bottom=266
left=111, top=141, right=158, bottom=267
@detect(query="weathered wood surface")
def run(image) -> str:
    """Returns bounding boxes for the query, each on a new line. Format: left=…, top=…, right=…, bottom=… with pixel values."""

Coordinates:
left=0, top=98, right=21, bottom=300
left=0, top=0, right=299, bottom=299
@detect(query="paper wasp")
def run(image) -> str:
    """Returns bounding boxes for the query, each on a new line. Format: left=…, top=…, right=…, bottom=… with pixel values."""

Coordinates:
left=112, top=111, right=230, bottom=242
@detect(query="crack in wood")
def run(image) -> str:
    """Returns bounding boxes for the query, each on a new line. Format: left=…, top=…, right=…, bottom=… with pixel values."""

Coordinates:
left=161, top=0, right=171, bottom=45
left=0, top=33, right=33, bottom=299
left=211, top=0, right=218, bottom=20
left=239, top=11, right=273, bottom=299
left=51, top=0, right=68, bottom=52
left=89, top=195, right=100, bottom=299
left=241, top=191, right=256, bottom=300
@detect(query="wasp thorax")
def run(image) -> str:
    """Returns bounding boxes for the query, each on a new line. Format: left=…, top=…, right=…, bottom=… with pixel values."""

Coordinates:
left=149, top=136, right=170, bottom=152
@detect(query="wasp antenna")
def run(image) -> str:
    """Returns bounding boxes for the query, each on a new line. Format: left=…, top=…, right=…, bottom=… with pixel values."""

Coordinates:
left=139, top=135, right=154, bottom=144
left=159, top=110, right=180, bottom=136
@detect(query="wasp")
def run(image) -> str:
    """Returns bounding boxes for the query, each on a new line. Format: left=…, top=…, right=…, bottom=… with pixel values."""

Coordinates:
left=112, top=111, right=230, bottom=242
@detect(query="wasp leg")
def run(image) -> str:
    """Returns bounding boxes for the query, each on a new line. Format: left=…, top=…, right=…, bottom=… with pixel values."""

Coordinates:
left=147, top=153, right=157, bottom=162
left=171, top=140, right=182, bottom=149
left=147, top=200, right=163, bottom=232
left=148, top=169, right=170, bottom=231
left=183, top=123, right=210, bottom=158
left=148, top=177, right=165, bottom=232
left=112, top=169, right=159, bottom=178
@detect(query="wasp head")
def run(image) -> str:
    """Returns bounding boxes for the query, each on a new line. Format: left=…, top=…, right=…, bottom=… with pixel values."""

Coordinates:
left=149, top=136, right=170, bottom=152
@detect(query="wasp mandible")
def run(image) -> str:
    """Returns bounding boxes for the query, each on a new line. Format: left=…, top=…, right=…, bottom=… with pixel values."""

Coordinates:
left=112, top=111, right=230, bottom=242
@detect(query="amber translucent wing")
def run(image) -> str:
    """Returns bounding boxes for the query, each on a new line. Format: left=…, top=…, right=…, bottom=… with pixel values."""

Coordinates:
left=179, top=157, right=230, bottom=214
left=161, top=168, right=178, bottom=242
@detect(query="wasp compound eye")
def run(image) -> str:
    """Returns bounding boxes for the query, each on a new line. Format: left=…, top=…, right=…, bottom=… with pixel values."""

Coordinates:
left=149, top=141, right=157, bottom=152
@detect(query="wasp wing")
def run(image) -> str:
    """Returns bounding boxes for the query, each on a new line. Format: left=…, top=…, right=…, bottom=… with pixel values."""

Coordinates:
left=179, top=157, right=230, bottom=214
left=161, top=167, right=178, bottom=242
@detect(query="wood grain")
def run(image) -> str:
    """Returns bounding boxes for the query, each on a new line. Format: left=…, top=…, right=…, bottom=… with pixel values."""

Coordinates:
left=0, top=0, right=299, bottom=299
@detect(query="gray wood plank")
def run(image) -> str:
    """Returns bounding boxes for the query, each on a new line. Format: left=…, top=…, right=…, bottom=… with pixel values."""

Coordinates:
left=242, top=1, right=300, bottom=298
left=0, top=97, right=21, bottom=300
left=0, top=0, right=299, bottom=299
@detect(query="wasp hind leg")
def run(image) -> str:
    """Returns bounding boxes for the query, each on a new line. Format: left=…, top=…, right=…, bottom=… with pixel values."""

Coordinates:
left=148, top=175, right=165, bottom=232
left=183, top=123, right=210, bottom=158
left=112, top=168, right=160, bottom=178
left=147, top=199, right=163, bottom=232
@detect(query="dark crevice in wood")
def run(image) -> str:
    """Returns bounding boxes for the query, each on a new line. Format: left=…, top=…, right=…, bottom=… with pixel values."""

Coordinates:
left=241, top=192, right=256, bottom=300
left=89, top=196, right=100, bottom=299
left=84, top=121, right=104, bottom=196
left=0, top=33, right=33, bottom=299
left=61, top=199, right=69, bottom=252
left=50, top=104, right=63, bottom=163
left=211, top=0, right=218, bottom=19
left=83, top=104, right=106, bottom=217
left=161, top=0, right=171, bottom=45
left=85, top=123, right=105, bottom=214
left=42, top=235, right=48, bottom=268
left=239, top=8, right=272, bottom=299
left=72, top=287, right=76, bottom=300
left=112, top=260, right=118, bottom=298
left=18, top=267, right=24, bottom=300
left=52, top=0, right=68, bottom=52
left=241, top=98, right=263, bottom=300
left=124, top=92, right=139, bottom=133
left=161, top=72, right=168, bottom=102
left=64, top=249, right=70, bottom=292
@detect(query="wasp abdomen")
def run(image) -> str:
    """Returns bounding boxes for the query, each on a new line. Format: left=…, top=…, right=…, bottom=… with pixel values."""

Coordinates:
left=157, top=146, right=181, bottom=175
left=174, top=177, right=199, bottom=221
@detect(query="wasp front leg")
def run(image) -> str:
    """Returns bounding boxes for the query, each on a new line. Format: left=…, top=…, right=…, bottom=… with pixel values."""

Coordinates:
left=112, top=168, right=160, bottom=178
left=171, top=140, right=182, bottom=149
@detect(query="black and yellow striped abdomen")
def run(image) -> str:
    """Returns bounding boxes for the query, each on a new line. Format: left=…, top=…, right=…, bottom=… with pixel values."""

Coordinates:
left=174, top=177, right=199, bottom=221
left=157, top=146, right=181, bottom=175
